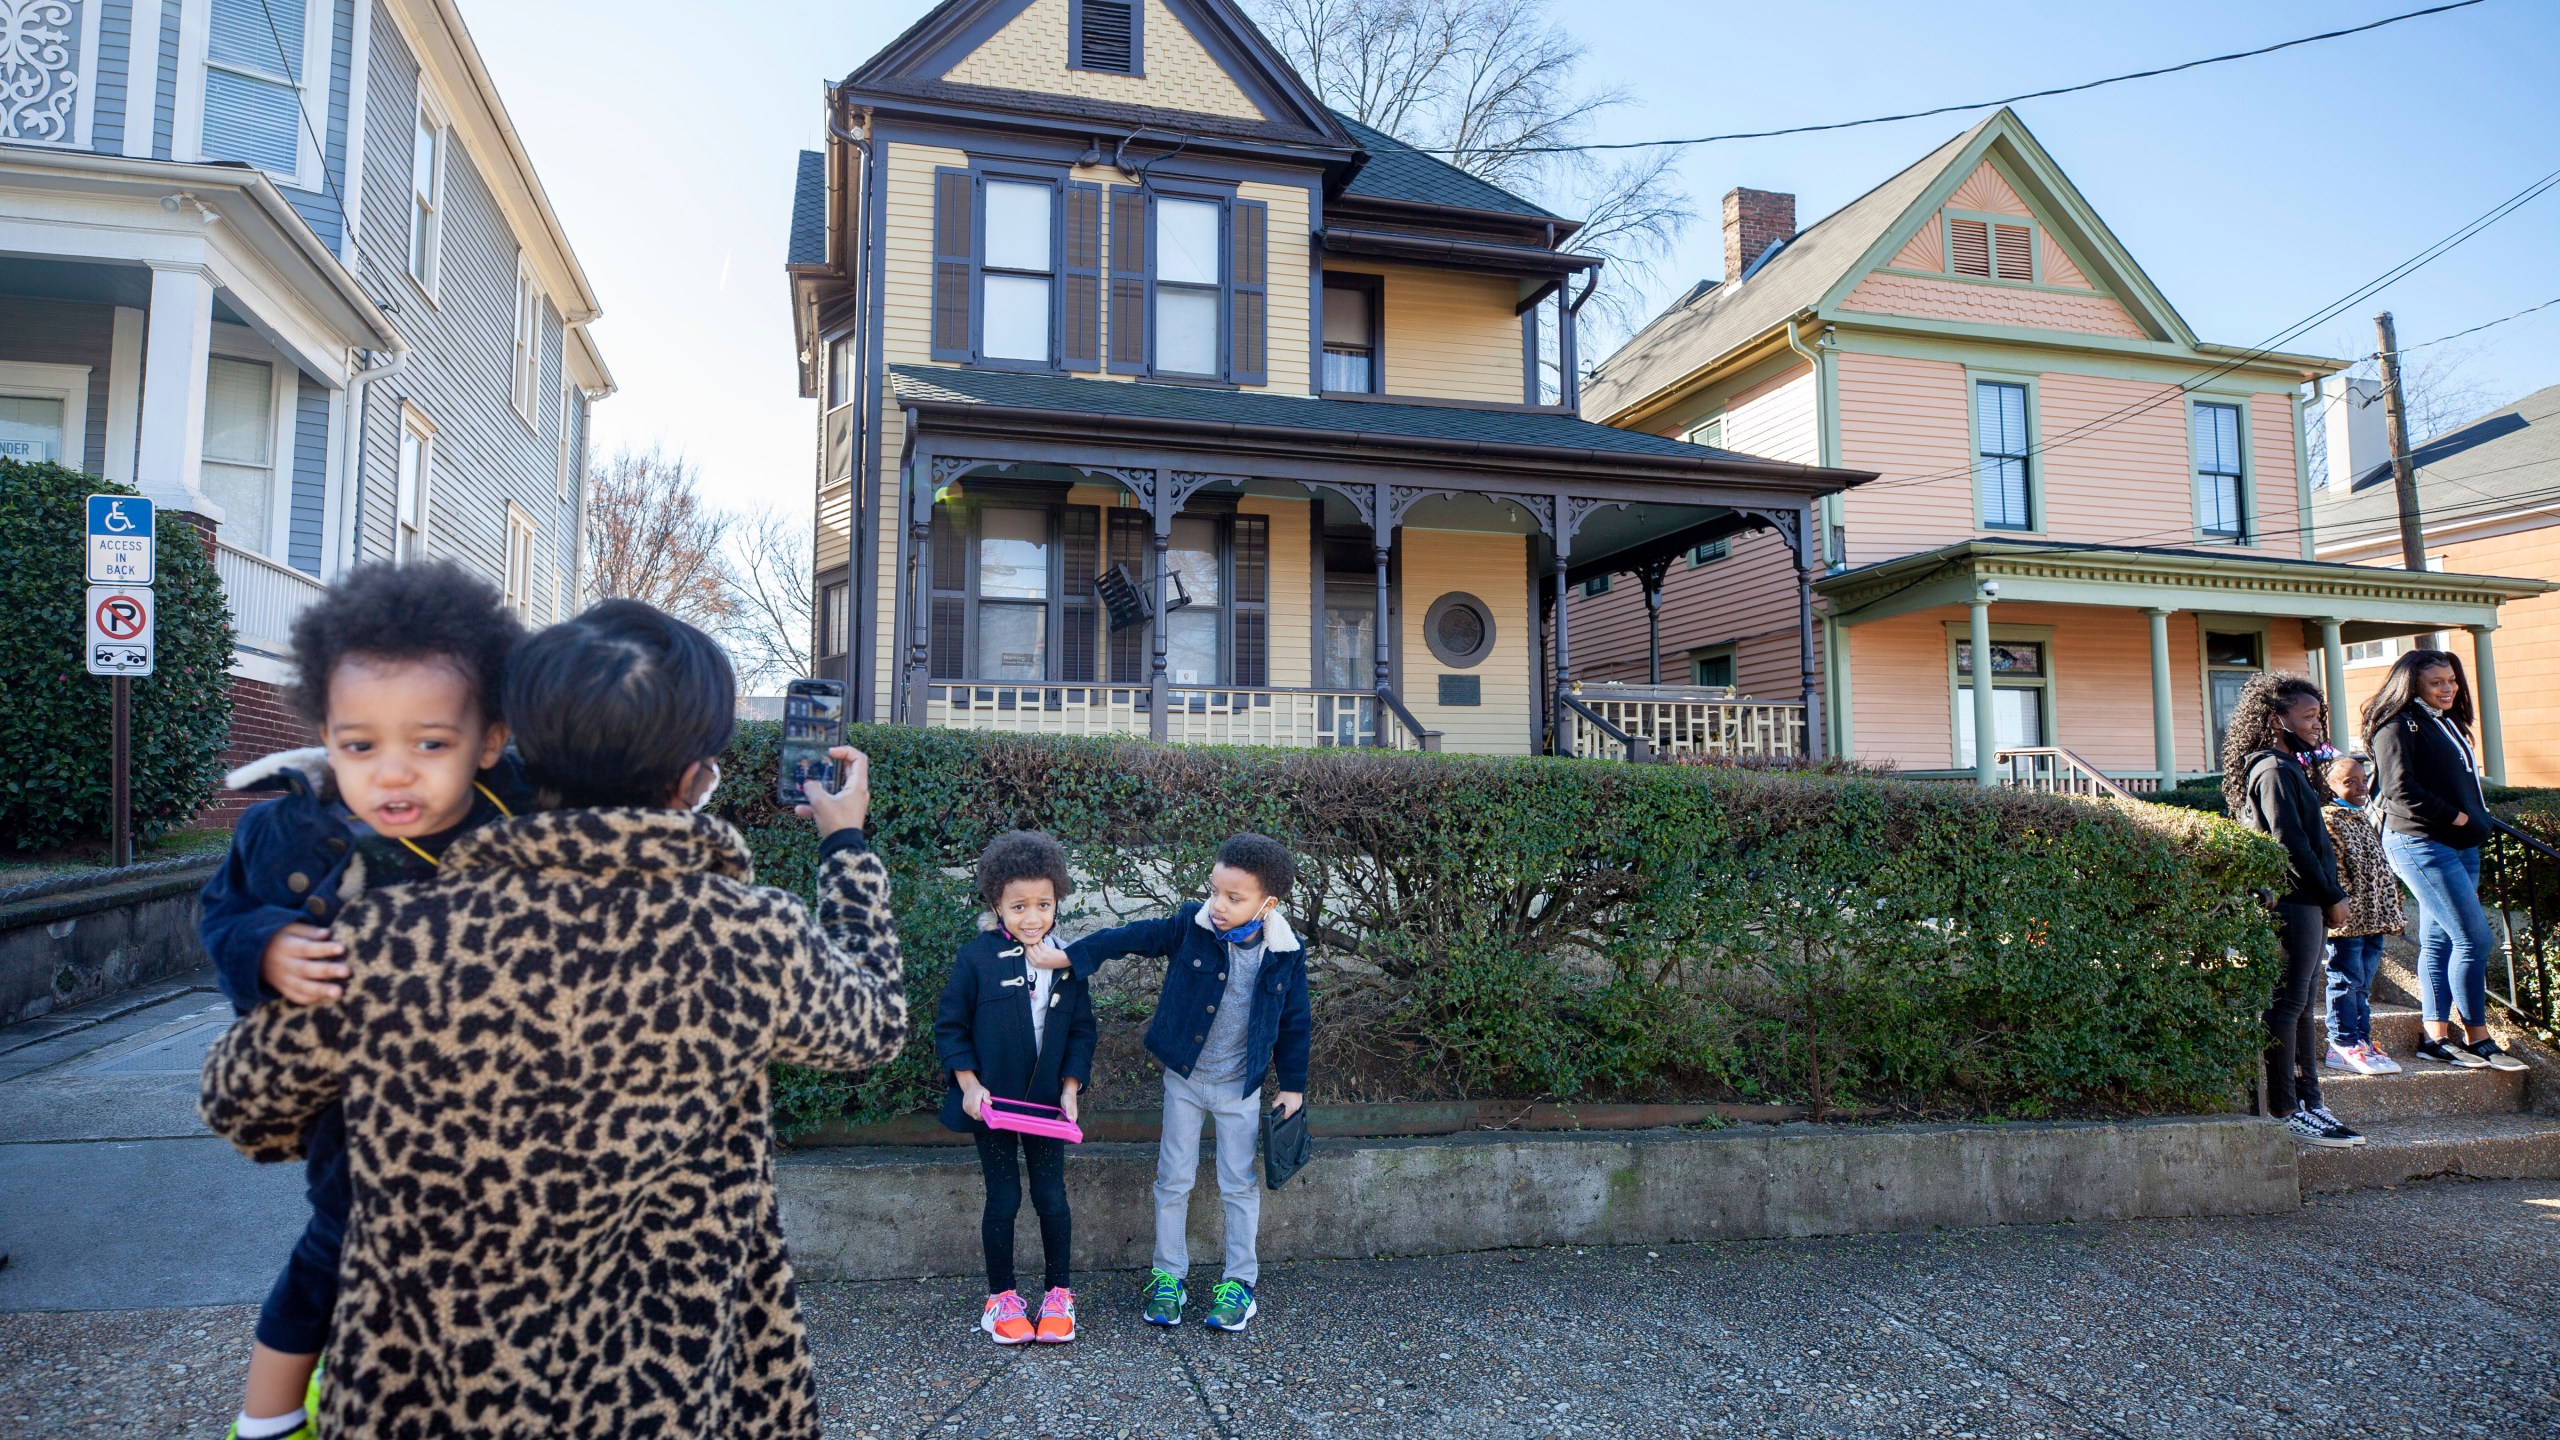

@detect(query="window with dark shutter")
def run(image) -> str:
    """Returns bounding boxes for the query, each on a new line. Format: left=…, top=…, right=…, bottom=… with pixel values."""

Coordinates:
left=1230, top=200, right=1268, bottom=385
left=1232, top=515, right=1268, bottom=686
left=931, top=169, right=975, bottom=360
left=1108, top=186, right=1148, bottom=373
left=1076, top=0, right=1136, bottom=74
left=1059, top=507, right=1101, bottom=680
left=1107, top=510, right=1150, bottom=682
left=928, top=504, right=969, bottom=677
left=1062, top=183, right=1103, bottom=372
left=1948, top=218, right=1991, bottom=278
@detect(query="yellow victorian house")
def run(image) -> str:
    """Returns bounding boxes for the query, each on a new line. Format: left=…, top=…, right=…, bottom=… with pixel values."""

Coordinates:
left=785, top=0, right=1864, bottom=757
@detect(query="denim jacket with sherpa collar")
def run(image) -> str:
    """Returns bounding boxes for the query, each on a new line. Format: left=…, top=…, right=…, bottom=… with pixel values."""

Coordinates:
left=1064, top=901, right=1311, bottom=1094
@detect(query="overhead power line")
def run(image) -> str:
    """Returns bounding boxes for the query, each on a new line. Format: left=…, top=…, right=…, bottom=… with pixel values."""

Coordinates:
left=1409, top=1, right=2489, bottom=158
left=2396, top=295, right=2560, bottom=355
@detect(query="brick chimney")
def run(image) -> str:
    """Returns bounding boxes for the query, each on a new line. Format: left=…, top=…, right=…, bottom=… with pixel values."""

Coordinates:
left=1723, top=187, right=1796, bottom=281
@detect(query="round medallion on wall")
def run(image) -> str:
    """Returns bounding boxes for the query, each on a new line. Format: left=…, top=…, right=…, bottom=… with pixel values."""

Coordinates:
left=1423, top=591, right=1496, bottom=668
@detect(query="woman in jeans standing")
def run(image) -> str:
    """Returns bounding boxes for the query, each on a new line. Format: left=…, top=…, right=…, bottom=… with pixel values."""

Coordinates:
left=2363, top=649, right=2529, bottom=1072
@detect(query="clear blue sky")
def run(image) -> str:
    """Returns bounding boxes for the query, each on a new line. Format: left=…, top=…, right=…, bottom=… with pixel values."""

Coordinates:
left=462, top=0, right=2560, bottom=519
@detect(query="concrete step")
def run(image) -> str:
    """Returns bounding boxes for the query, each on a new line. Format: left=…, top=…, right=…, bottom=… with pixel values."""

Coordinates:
left=2299, top=1113, right=2560, bottom=1193
left=2315, top=1005, right=2425, bottom=1059
left=2317, top=1062, right=2527, bottom=1123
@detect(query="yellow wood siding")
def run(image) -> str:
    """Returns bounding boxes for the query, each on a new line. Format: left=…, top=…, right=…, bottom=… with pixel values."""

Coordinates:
left=1241, top=181, right=1312, bottom=395
left=1243, top=495, right=1314, bottom=688
left=1400, top=528, right=1532, bottom=754
left=817, top=480, right=853, bottom=573
left=1350, top=263, right=1524, bottom=404
left=944, top=0, right=1265, bottom=121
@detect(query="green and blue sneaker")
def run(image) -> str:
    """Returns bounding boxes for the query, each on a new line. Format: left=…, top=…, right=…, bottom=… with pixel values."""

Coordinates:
left=1202, top=1277, right=1257, bottom=1332
left=1142, top=1268, right=1187, bottom=1327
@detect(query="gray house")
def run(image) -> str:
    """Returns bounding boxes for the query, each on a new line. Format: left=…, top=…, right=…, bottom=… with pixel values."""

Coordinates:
left=0, top=0, right=609, bottom=782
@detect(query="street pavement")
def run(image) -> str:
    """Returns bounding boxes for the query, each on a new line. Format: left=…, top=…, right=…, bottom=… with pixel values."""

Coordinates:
left=4, top=975, right=2556, bottom=1438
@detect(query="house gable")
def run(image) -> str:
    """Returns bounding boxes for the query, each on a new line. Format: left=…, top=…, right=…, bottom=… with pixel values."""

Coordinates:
left=944, top=0, right=1266, bottom=121
left=1820, top=111, right=2195, bottom=347
left=849, top=0, right=1346, bottom=144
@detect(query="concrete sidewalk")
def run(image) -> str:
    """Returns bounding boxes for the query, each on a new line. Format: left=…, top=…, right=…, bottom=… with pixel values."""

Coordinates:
left=5, top=1181, right=2557, bottom=1437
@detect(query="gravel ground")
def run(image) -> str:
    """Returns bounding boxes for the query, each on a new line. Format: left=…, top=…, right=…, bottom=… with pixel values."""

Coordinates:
left=6, top=1180, right=2554, bottom=1438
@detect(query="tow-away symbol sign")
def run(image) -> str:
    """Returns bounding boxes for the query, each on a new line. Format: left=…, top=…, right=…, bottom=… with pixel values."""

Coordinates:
left=86, top=586, right=154, bottom=676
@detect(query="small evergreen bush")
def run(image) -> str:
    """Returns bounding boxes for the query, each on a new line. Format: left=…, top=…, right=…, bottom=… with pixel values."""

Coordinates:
left=712, top=724, right=2285, bottom=1135
left=0, top=460, right=234, bottom=850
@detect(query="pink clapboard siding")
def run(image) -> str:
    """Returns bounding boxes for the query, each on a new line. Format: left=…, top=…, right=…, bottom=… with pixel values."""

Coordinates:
left=1847, top=604, right=2310, bottom=775
left=1833, top=355, right=2301, bottom=559
left=1839, top=271, right=2149, bottom=338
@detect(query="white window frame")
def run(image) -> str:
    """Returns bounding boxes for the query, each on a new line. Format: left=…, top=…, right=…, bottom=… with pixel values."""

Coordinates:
left=1945, top=622, right=2057, bottom=770
left=394, top=404, right=434, bottom=560
left=555, top=377, right=577, bottom=503
left=503, top=502, right=537, bottom=619
left=408, top=92, right=449, bottom=297
left=203, top=327, right=298, bottom=559
left=176, top=0, right=329, bottom=189
left=510, top=256, right=542, bottom=427
left=0, top=361, right=94, bottom=468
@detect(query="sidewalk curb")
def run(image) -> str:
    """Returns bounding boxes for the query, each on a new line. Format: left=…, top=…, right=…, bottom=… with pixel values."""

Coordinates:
left=775, top=1114, right=2297, bottom=1282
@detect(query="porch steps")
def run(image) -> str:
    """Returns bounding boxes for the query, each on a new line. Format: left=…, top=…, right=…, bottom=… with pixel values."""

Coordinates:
left=2298, top=989, right=2560, bottom=1195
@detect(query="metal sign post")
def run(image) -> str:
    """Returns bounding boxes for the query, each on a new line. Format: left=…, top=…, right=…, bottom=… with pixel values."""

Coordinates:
left=85, top=496, right=155, bottom=868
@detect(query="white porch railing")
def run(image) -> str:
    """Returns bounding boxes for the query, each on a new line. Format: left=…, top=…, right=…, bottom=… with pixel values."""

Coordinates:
left=216, top=542, right=327, bottom=658
left=1993, top=746, right=2139, bottom=802
left=1567, top=684, right=1807, bottom=761
left=926, top=684, right=1426, bottom=750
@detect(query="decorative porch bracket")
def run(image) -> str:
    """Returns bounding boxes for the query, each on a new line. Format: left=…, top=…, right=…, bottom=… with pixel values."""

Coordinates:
left=1731, top=503, right=1826, bottom=763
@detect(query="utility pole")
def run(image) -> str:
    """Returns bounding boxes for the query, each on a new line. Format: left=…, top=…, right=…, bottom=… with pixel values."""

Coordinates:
left=2374, top=312, right=2426, bottom=571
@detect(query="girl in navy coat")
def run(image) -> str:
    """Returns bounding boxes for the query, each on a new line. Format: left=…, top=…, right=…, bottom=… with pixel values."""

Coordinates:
left=935, top=831, right=1096, bottom=1344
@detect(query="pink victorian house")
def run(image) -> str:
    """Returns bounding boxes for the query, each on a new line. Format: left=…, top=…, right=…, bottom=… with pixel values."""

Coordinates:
left=1577, top=109, right=2544, bottom=788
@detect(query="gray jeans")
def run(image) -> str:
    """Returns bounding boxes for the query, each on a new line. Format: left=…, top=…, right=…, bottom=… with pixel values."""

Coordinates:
left=1154, top=1067, right=1262, bottom=1287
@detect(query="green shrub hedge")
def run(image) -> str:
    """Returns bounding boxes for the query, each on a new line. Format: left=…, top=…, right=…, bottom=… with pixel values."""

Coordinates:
left=710, top=724, right=2286, bottom=1136
left=0, top=460, right=234, bottom=850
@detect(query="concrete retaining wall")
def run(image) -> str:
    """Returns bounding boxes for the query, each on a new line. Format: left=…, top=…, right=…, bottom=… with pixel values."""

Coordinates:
left=776, top=1115, right=2299, bottom=1282
left=0, top=864, right=217, bottom=1028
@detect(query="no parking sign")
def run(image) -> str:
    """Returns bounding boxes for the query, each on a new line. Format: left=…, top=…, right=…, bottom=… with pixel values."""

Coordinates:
left=86, top=585, right=154, bottom=676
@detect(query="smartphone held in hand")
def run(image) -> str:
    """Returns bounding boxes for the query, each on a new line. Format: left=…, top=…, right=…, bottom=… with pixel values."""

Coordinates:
left=777, top=679, right=849, bottom=806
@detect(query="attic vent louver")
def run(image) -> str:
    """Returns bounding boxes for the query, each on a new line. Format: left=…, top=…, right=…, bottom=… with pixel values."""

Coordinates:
left=1949, top=216, right=2034, bottom=282
left=1078, top=0, right=1136, bottom=73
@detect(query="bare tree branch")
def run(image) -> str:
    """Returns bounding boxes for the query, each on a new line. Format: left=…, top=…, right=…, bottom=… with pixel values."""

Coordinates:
left=722, top=508, right=816, bottom=693
left=1248, top=0, right=1692, bottom=372
left=582, top=446, right=737, bottom=631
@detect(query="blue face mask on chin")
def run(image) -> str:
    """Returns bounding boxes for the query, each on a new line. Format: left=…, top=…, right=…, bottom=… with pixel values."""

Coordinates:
left=1213, top=904, right=1273, bottom=947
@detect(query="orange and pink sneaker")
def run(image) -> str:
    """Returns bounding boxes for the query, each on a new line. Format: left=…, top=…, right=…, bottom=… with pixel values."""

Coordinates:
left=981, top=1289, right=1035, bottom=1345
left=1036, top=1286, right=1077, bottom=1343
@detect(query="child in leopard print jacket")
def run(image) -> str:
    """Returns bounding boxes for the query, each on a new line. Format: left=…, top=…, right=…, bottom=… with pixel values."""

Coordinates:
left=2323, top=753, right=2408, bottom=1076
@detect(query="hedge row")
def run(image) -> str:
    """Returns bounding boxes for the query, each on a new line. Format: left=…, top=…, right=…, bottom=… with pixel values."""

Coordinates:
left=0, top=460, right=234, bottom=850
left=712, top=724, right=2287, bottom=1135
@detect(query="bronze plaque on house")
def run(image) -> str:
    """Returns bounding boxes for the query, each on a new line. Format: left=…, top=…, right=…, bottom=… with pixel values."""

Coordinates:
left=1438, top=675, right=1481, bottom=706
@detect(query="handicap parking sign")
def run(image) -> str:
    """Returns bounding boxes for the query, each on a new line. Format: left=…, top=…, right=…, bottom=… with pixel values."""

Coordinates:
left=87, top=495, right=155, bottom=586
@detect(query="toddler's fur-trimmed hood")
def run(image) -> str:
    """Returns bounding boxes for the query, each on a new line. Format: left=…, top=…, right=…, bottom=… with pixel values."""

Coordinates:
left=225, top=746, right=330, bottom=797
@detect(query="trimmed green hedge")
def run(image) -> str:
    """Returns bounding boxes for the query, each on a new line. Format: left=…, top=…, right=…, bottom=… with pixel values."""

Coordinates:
left=712, top=724, right=2286, bottom=1136
left=0, top=460, right=234, bottom=850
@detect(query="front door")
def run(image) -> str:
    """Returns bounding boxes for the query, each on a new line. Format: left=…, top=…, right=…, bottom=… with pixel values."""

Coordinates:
left=2206, top=630, right=2264, bottom=759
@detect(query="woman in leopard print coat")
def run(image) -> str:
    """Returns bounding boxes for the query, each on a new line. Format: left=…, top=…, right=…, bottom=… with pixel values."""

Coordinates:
left=201, top=600, right=905, bottom=1438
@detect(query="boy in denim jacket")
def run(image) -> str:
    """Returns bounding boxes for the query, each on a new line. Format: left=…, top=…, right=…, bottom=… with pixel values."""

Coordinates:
left=1039, top=833, right=1309, bottom=1332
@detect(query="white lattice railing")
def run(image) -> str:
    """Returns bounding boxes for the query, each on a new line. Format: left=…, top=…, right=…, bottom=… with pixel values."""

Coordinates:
left=216, top=542, right=328, bottom=658
left=1566, top=685, right=1807, bottom=761
left=1994, top=747, right=2138, bottom=802
left=927, top=685, right=1419, bottom=749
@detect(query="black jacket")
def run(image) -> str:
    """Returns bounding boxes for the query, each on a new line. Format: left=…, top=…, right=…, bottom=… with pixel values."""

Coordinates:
left=934, top=925, right=1097, bottom=1133
left=2242, top=749, right=2346, bottom=909
left=2368, top=704, right=2492, bottom=849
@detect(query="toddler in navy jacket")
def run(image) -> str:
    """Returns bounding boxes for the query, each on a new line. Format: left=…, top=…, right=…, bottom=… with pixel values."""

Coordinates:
left=195, top=561, right=525, bottom=1440
left=936, top=831, right=1096, bottom=1345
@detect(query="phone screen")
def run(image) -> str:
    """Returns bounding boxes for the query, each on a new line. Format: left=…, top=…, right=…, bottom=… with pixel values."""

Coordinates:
left=777, top=680, right=848, bottom=805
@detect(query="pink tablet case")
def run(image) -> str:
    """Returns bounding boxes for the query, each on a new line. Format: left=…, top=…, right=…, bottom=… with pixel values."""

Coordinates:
left=981, top=1097, right=1085, bottom=1144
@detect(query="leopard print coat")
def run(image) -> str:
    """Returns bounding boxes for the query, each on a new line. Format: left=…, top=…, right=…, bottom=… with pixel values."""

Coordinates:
left=2322, top=803, right=2407, bottom=939
left=200, top=808, right=906, bottom=1439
